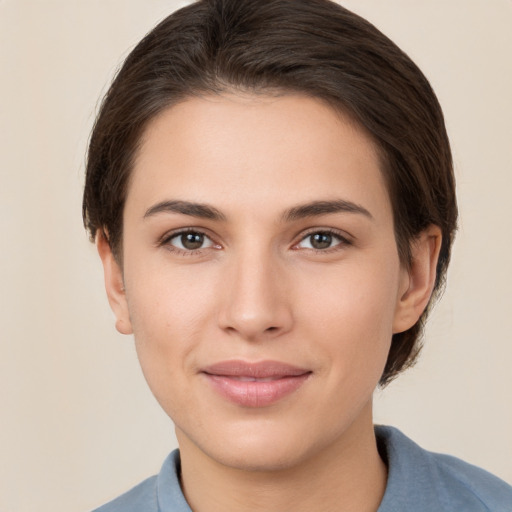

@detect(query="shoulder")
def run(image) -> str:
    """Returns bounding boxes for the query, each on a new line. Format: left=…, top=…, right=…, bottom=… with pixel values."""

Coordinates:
left=90, top=449, right=191, bottom=512
left=376, top=426, right=512, bottom=512
left=91, top=475, right=158, bottom=512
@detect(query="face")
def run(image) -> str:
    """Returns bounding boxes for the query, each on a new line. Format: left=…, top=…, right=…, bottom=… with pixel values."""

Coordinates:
left=100, top=93, right=431, bottom=472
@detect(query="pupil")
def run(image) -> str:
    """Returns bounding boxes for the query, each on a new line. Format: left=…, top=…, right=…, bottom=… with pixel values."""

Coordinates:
left=311, top=233, right=332, bottom=249
left=182, top=232, right=204, bottom=250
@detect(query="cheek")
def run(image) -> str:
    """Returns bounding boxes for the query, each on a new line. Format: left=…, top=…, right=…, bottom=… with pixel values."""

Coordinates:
left=302, top=254, right=399, bottom=323
left=125, top=255, right=218, bottom=333
left=123, top=263, right=219, bottom=394
left=297, top=256, right=400, bottom=371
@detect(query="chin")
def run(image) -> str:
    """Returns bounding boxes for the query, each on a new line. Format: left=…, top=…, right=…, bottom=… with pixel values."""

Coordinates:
left=208, top=441, right=310, bottom=473
left=178, top=417, right=335, bottom=473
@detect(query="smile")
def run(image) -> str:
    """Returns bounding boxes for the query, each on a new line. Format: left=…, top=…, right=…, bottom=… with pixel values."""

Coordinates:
left=201, top=360, right=312, bottom=407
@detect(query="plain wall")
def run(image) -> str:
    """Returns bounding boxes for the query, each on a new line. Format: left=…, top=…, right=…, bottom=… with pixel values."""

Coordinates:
left=1, top=1, right=511, bottom=511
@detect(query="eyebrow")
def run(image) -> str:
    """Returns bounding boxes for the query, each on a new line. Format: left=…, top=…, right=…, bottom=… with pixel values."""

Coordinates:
left=144, top=200, right=227, bottom=221
left=282, top=199, right=373, bottom=222
left=143, top=198, right=372, bottom=222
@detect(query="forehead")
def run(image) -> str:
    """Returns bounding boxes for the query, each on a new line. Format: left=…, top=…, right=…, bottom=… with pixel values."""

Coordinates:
left=127, top=93, right=390, bottom=222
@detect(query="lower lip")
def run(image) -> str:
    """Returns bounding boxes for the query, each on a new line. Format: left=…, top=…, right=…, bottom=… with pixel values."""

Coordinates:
left=204, top=373, right=311, bottom=407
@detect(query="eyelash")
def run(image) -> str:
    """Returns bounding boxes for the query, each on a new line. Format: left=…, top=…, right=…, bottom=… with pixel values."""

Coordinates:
left=293, top=229, right=352, bottom=253
left=159, top=228, right=352, bottom=256
left=159, top=228, right=219, bottom=256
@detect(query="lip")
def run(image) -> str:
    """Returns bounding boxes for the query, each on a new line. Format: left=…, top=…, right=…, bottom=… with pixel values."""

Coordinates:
left=201, top=360, right=312, bottom=407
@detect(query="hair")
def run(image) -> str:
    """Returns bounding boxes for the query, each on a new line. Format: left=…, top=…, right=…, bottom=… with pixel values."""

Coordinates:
left=83, top=0, right=457, bottom=386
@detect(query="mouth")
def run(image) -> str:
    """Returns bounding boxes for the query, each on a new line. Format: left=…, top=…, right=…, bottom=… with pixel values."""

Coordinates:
left=222, top=376, right=285, bottom=382
left=201, top=360, right=312, bottom=407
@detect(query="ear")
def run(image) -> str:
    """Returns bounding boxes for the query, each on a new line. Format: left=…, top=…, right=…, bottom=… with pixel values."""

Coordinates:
left=393, top=225, right=442, bottom=334
left=96, top=231, right=133, bottom=335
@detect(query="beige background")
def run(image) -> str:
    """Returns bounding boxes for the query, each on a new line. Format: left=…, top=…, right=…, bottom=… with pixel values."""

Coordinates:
left=1, top=1, right=511, bottom=511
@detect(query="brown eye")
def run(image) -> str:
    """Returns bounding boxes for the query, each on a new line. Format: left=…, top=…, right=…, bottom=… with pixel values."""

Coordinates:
left=181, top=232, right=205, bottom=250
left=167, top=231, right=214, bottom=251
left=310, top=232, right=333, bottom=249
left=296, top=230, right=349, bottom=251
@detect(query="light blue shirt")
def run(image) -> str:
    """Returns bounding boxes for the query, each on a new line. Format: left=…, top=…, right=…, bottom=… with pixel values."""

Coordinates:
left=92, top=426, right=512, bottom=511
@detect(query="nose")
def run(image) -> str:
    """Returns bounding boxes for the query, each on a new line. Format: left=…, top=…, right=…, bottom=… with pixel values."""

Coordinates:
left=217, top=248, right=294, bottom=341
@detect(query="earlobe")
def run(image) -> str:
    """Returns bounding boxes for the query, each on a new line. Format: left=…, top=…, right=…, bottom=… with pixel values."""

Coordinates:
left=96, top=232, right=133, bottom=335
left=393, top=225, right=442, bottom=334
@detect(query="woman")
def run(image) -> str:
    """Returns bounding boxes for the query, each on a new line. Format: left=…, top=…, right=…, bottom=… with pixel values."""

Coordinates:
left=83, top=0, right=512, bottom=510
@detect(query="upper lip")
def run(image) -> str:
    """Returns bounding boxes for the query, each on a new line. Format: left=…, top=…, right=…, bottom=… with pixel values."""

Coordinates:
left=201, top=360, right=311, bottom=379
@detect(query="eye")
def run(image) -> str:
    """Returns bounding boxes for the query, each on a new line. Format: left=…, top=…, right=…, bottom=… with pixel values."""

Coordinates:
left=166, top=230, right=215, bottom=251
left=296, top=230, right=349, bottom=251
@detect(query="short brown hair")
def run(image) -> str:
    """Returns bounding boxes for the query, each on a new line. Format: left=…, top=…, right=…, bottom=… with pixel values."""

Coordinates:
left=83, top=0, right=457, bottom=385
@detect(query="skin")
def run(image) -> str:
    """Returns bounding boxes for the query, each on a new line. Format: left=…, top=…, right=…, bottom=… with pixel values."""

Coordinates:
left=98, top=93, right=441, bottom=512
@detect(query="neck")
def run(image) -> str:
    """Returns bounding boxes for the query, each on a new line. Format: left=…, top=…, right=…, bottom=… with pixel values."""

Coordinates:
left=176, top=405, right=387, bottom=512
